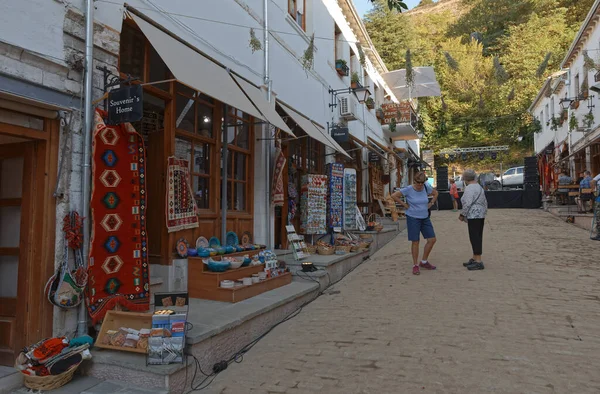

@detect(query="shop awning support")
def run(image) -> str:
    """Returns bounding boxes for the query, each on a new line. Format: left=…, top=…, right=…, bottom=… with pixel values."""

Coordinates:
left=222, top=104, right=229, bottom=243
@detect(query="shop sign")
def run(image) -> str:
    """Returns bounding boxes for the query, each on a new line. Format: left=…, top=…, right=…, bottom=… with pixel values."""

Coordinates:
left=107, top=84, right=143, bottom=125
left=381, top=102, right=411, bottom=125
left=369, top=151, right=381, bottom=162
left=331, top=127, right=349, bottom=143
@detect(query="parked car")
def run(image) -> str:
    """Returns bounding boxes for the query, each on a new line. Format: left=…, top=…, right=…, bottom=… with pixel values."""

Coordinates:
left=497, top=166, right=524, bottom=188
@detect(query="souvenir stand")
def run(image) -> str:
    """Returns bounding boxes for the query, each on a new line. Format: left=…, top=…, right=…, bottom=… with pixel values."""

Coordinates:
left=300, top=174, right=328, bottom=236
left=343, top=168, right=358, bottom=231
left=327, top=163, right=345, bottom=231
left=147, top=292, right=189, bottom=365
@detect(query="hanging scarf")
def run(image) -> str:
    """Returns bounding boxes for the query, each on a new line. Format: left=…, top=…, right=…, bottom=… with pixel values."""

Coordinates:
left=271, top=147, right=286, bottom=207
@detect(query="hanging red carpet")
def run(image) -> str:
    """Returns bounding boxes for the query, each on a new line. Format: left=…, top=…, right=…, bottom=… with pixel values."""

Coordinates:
left=87, top=110, right=150, bottom=324
left=166, top=156, right=199, bottom=232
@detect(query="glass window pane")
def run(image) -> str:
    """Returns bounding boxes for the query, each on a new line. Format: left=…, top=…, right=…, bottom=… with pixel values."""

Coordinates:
left=234, top=182, right=246, bottom=211
left=176, top=95, right=195, bottom=133
left=148, top=45, right=169, bottom=91
left=197, top=103, right=213, bottom=138
left=177, top=82, right=196, bottom=97
left=193, top=144, right=210, bottom=175
left=0, top=157, right=24, bottom=199
left=119, top=24, right=145, bottom=79
left=0, top=256, right=19, bottom=297
left=0, top=206, right=21, bottom=248
left=175, top=137, right=192, bottom=164
left=193, top=176, right=210, bottom=209
left=234, top=152, right=246, bottom=181
left=236, top=123, right=249, bottom=149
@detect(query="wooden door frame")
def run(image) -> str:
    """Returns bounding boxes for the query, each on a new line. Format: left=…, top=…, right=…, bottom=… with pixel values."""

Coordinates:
left=0, top=118, right=58, bottom=363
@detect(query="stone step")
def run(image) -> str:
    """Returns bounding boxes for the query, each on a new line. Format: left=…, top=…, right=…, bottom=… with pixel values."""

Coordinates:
left=85, top=282, right=320, bottom=393
left=0, top=366, right=21, bottom=394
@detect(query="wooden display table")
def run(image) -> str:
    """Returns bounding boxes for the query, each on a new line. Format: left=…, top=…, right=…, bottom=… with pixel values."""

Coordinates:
left=187, top=256, right=292, bottom=303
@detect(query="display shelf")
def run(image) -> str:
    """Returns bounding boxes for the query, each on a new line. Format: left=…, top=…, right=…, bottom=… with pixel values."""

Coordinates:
left=187, top=257, right=290, bottom=302
left=190, top=272, right=292, bottom=303
left=343, top=168, right=357, bottom=230
left=95, top=311, right=152, bottom=354
left=300, top=174, right=328, bottom=234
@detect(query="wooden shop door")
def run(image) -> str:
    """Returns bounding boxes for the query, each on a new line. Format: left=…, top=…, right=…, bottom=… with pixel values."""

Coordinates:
left=0, top=142, right=33, bottom=366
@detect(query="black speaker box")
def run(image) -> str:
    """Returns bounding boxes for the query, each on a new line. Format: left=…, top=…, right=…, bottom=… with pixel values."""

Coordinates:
left=523, top=189, right=542, bottom=208
left=524, top=182, right=539, bottom=190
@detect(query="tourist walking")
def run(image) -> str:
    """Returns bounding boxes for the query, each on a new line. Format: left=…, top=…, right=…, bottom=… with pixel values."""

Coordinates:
left=459, top=169, right=488, bottom=271
left=391, top=171, right=439, bottom=275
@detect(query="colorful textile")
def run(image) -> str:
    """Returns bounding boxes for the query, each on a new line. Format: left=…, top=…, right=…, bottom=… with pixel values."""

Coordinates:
left=87, top=110, right=150, bottom=324
left=166, top=157, right=199, bottom=232
left=271, top=148, right=286, bottom=207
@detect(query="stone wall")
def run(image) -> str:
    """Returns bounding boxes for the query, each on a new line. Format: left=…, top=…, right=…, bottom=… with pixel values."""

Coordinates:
left=0, top=4, right=120, bottom=337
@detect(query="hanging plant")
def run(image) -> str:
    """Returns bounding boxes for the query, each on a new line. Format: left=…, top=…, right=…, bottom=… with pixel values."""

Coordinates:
left=405, top=49, right=414, bottom=89
left=357, top=42, right=366, bottom=68
left=583, top=50, right=598, bottom=71
left=569, top=113, right=578, bottom=131
left=493, top=57, right=509, bottom=84
left=550, top=116, right=560, bottom=131
left=249, top=28, right=262, bottom=53
left=536, top=52, right=552, bottom=78
left=301, top=33, right=315, bottom=73
left=444, top=52, right=459, bottom=72
left=584, top=111, right=594, bottom=129
left=389, top=117, right=397, bottom=133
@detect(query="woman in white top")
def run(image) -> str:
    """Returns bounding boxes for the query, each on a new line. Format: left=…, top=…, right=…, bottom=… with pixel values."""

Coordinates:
left=459, top=169, right=488, bottom=270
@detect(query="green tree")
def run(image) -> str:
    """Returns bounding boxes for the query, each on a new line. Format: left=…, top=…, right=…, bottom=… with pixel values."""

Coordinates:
left=417, top=0, right=436, bottom=7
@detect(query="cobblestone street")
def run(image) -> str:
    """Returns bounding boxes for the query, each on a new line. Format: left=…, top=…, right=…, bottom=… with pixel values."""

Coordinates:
left=206, top=209, right=600, bottom=394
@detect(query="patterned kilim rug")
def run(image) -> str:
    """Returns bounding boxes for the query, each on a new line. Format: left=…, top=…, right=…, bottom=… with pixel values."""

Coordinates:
left=166, top=156, right=199, bottom=232
left=87, top=110, right=150, bottom=324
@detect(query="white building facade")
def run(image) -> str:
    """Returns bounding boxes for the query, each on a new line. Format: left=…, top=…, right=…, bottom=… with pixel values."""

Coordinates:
left=0, top=0, right=422, bottom=352
left=531, top=0, right=600, bottom=189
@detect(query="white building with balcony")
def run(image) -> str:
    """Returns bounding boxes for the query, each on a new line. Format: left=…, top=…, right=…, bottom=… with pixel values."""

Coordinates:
left=530, top=0, right=600, bottom=187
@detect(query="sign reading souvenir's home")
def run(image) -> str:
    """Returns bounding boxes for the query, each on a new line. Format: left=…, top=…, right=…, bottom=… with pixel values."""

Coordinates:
left=107, top=85, right=143, bottom=125
left=369, top=151, right=380, bottom=162
left=331, top=127, right=349, bottom=142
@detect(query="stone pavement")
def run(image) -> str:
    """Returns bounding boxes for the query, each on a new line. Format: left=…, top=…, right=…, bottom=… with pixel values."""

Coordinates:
left=204, top=209, right=600, bottom=394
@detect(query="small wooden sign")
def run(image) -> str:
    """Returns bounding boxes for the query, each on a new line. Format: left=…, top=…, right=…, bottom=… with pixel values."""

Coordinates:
left=107, top=84, right=143, bottom=125
left=331, top=127, right=349, bottom=142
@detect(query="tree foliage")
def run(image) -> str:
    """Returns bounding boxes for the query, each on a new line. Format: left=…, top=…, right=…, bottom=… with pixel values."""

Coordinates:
left=364, top=0, right=589, bottom=159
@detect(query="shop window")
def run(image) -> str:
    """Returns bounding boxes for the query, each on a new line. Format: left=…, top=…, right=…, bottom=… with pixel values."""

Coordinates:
left=222, top=104, right=252, bottom=212
left=175, top=136, right=213, bottom=210
left=176, top=95, right=196, bottom=134
left=119, top=23, right=146, bottom=79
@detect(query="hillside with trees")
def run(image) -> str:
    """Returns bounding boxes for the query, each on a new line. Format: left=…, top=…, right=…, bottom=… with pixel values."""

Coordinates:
left=364, top=0, right=594, bottom=167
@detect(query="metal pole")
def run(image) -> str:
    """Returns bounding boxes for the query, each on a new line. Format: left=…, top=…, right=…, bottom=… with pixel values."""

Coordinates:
left=264, top=0, right=272, bottom=248
left=222, top=105, right=229, bottom=243
left=78, top=0, right=94, bottom=336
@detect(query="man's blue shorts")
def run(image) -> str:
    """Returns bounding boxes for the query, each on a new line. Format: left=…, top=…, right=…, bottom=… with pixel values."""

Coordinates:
left=406, top=215, right=436, bottom=241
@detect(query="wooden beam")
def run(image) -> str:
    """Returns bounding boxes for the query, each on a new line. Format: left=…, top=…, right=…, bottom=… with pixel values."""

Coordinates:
left=0, top=247, right=19, bottom=256
left=0, top=122, right=47, bottom=140
left=0, top=198, right=21, bottom=207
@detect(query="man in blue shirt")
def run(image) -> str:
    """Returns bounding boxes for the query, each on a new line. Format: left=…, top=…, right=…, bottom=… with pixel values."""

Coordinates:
left=391, top=171, right=439, bottom=275
left=578, top=171, right=593, bottom=213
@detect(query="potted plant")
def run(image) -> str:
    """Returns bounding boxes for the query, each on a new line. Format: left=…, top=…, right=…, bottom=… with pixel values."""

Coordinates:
left=351, top=72, right=361, bottom=89
left=569, top=113, right=578, bottom=131
left=335, top=59, right=349, bottom=76
left=365, top=97, right=375, bottom=110
left=376, top=107, right=384, bottom=120
left=550, top=116, right=560, bottom=131
left=560, top=109, right=568, bottom=124
left=571, top=100, right=580, bottom=110
left=584, top=111, right=594, bottom=129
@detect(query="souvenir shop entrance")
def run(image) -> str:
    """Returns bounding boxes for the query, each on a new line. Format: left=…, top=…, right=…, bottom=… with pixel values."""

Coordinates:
left=0, top=113, right=59, bottom=366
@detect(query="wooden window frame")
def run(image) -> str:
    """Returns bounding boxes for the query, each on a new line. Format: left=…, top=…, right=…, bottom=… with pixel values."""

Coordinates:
left=288, top=0, right=306, bottom=31
left=224, top=107, right=253, bottom=214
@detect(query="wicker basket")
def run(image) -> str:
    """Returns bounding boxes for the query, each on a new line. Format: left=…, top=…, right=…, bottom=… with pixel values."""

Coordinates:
left=374, top=224, right=384, bottom=232
left=359, top=242, right=370, bottom=249
left=350, top=245, right=361, bottom=252
left=359, top=234, right=373, bottom=240
left=305, top=244, right=317, bottom=254
left=317, top=245, right=335, bottom=255
left=335, top=245, right=351, bottom=253
left=22, top=363, right=80, bottom=391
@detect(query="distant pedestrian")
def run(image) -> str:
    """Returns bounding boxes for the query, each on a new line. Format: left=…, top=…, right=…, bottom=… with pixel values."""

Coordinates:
left=459, top=169, right=488, bottom=271
left=577, top=170, right=593, bottom=213
left=557, top=170, right=572, bottom=205
left=449, top=178, right=460, bottom=212
left=391, top=171, right=439, bottom=275
left=591, top=173, right=600, bottom=240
